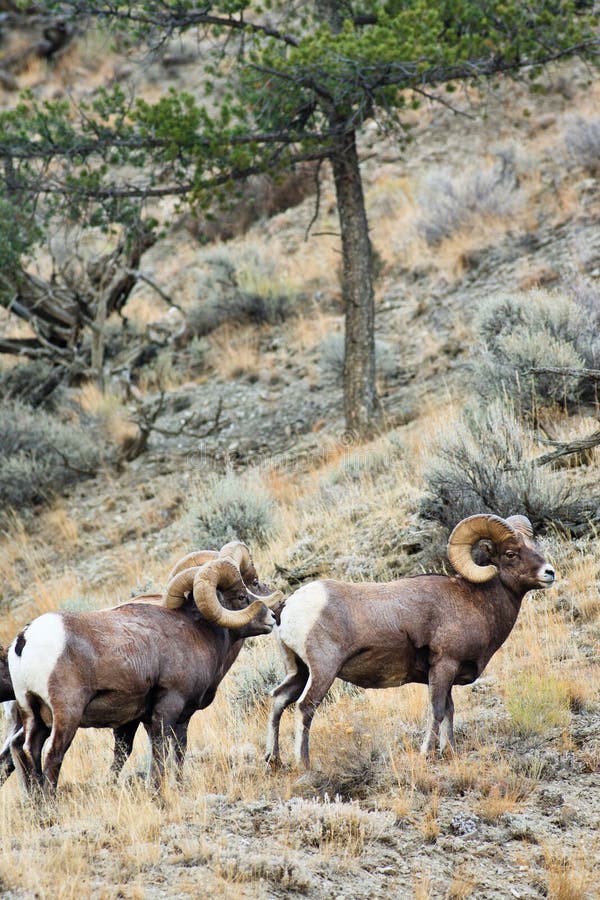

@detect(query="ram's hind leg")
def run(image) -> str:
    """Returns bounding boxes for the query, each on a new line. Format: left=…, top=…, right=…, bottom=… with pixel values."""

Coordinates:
left=265, top=646, right=309, bottom=767
left=0, top=703, right=20, bottom=785
left=295, top=660, right=340, bottom=769
left=13, top=702, right=51, bottom=795
left=172, top=721, right=189, bottom=780
left=439, top=689, right=456, bottom=755
left=41, top=707, right=83, bottom=795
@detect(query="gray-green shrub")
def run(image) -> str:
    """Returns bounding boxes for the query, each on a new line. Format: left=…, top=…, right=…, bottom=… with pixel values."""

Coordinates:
left=227, top=649, right=284, bottom=715
left=416, top=157, right=520, bottom=246
left=0, top=401, right=102, bottom=511
left=420, top=402, right=593, bottom=534
left=187, top=253, right=300, bottom=339
left=194, top=468, right=277, bottom=549
left=564, top=116, right=600, bottom=175
left=475, top=284, right=600, bottom=414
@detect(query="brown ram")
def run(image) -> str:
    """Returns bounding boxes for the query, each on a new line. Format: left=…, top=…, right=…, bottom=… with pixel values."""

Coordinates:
left=8, top=542, right=281, bottom=794
left=265, top=514, right=555, bottom=767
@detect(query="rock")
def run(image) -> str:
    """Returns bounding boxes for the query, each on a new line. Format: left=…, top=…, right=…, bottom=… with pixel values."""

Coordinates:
left=450, top=812, right=480, bottom=836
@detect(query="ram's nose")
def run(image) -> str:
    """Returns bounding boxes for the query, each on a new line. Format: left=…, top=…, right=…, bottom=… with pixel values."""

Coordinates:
left=539, top=566, right=556, bottom=586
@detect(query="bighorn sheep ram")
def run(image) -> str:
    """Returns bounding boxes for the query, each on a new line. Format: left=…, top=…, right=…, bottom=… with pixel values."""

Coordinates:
left=8, top=542, right=281, bottom=794
left=265, top=514, right=555, bottom=767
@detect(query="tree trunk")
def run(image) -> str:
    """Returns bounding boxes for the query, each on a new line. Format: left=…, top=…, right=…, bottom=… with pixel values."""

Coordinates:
left=330, top=129, right=380, bottom=438
left=315, top=0, right=380, bottom=438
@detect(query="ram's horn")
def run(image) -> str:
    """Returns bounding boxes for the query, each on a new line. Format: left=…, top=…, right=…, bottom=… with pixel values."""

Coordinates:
left=162, top=566, right=202, bottom=609
left=246, top=586, right=284, bottom=609
left=447, top=514, right=517, bottom=584
left=192, top=559, right=266, bottom=629
left=166, top=550, right=219, bottom=583
left=505, top=515, right=534, bottom=539
left=218, top=541, right=253, bottom=573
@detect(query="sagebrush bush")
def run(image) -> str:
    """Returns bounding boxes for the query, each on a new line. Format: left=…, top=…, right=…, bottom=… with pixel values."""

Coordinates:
left=187, top=252, right=300, bottom=339
left=0, top=360, right=63, bottom=407
left=420, top=402, right=593, bottom=534
left=416, top=157, right=520, bottom=246
left=194, top=468, right=277, bottom=549
left=0, top=401, right=102, bottom=511
left=227, top=644, right=284, bottom=716
left=475, top=284, right=600, bottom=414
left=564, top=115, right=600, bottom=175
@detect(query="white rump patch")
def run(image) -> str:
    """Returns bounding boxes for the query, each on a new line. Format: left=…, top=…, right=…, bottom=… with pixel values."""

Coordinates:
left=8, top=613, right=66, bottom=713
left=278, top=581, right=329, bottom=662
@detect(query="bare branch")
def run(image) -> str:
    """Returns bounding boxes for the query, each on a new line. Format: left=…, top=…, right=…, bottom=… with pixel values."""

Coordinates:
left=534, top=429, right=600, bottom=467
left=530, top=365, right=600, bottom=380
left=304, top=157, right=324, bottom=242
left=123, top=268, right=185, bottom=313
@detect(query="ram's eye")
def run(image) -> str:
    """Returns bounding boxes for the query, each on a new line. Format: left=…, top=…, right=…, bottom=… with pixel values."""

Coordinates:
left=505, top=550, right=517, bottom=559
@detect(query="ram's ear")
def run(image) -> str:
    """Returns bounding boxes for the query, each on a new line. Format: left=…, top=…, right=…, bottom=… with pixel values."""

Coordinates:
left=479, top=539, right=494, bottom=556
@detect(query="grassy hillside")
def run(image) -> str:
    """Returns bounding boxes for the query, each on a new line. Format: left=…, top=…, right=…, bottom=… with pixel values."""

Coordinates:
left=0, top=24, right=599, bottom=900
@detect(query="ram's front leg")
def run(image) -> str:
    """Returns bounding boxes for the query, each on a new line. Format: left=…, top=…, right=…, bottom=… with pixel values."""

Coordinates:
left=421, top=659, right=460, bottom=755
left=111, top=720, right=142, bottom=779
left=147, top=691, right=186, bottom=791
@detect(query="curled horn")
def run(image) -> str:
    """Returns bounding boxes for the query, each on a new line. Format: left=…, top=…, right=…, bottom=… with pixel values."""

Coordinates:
left=505, top=515, right=534, bottom=539
left=192, top=558, right=268, bottom=629
left=219, top=541, right=283, bottom=609
left=219, top=541, right=253, bottom=572
left=447, top=514, right=518, bottom=584
left=162, top=566, right=202, bottom=609
left=166, top=550, right=219, bottom=583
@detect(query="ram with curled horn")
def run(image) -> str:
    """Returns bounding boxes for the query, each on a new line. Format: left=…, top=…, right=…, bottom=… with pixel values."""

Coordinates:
left=266, top=513, right=555, bottom=768
left=6, top=542, right=282, bottom=795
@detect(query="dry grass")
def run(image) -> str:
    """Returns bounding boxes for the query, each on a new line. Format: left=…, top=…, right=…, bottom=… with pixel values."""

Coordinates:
left=77, top=381, right=140, bottom=450
left=2, top=52, right=600, bottom=899
left=205, top=324, right=264, bottom=380
left=542, top=845, right=594, bottom=900
left=290, top=309, right=341, bottom=355
left=446, top=865, right=478, bottom=899
left=1, top=501, right=598, bottom=896
left=502, top=673, right=572, bottom=736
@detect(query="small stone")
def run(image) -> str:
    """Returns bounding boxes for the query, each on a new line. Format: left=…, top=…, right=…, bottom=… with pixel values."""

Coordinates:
left=450, top=812, right=480, bottom=836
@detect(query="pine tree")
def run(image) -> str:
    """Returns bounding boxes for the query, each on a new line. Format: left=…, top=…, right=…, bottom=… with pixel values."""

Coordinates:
left=0, top=1, right=597, bottom=434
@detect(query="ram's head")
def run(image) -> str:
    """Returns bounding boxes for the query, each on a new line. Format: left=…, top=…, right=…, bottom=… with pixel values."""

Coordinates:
left=162, top=541, right=283, bottom=634
left=448, top=514, right=555, bottom=592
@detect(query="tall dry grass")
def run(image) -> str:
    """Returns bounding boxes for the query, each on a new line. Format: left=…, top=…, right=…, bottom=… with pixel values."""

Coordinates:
left=1, top=404, right=598, bottom=896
